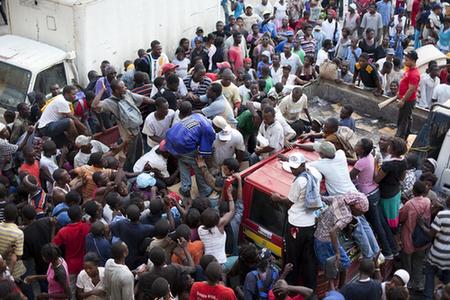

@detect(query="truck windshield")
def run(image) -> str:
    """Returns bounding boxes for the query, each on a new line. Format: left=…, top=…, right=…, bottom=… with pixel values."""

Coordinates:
left=0, top=62, right=31, bottom=109
left=34, top=63, right=67, bottom=95
left=249, top=188, right=288, bottom=237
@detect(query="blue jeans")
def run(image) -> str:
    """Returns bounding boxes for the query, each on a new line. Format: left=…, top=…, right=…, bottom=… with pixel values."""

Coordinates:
left=364, top=189, right=398, bottom=256
left=414, top=28, right=422, bottom=49
left=230, top=200, right=244, bottom=256
left=178, top=151, right=212, bottom=197
left=221, top=0, right=230, bottom=24
left=353, top=216, right=380, bottom=259
left=424, top=262, right=450, bottom=299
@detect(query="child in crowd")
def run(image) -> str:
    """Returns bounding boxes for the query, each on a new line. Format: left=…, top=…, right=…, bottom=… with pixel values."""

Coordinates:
left=339, top=105, right=356, bottom=132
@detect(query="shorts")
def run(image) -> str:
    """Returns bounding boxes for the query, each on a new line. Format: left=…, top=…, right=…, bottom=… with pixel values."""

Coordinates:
left=40, top=118, right=71, bottom=138
left=314, top=238, right=351, bottom=269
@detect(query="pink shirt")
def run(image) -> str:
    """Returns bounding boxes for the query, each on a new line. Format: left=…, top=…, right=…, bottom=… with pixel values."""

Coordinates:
left=228, top=46, right=244, bottom=75
left=354, top=154, right=378, bottom=194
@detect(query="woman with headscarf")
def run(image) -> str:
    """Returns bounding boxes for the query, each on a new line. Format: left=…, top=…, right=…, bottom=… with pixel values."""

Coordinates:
left=314, top=192, right=369, bottom=289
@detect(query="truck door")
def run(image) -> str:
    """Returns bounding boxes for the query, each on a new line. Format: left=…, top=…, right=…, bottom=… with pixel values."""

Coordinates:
left=33, top=62, right=67, bottom=95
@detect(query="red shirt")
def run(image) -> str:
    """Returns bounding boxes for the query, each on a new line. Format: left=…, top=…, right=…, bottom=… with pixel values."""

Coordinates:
left=228, top=46, right=244, bottom=75
left=399, top=66, right=420, bottom=102
left=440, top=68, right=448, bottom=84
left=190, top=282, right=237, bottom=300
left=268, top=291, right=304, bottom=300
left=19, top=161, right=41, bottom=186
left=53, top=221, right=91, bottom=274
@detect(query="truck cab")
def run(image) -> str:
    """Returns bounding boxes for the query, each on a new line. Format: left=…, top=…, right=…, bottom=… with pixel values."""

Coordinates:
left=239, top=146, right=360, bottom=297
left=0, top=35, right=77, bottom=110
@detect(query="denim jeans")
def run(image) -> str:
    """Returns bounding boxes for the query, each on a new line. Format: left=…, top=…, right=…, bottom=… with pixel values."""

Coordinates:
left=353, top=216, right=380, bottom=259
left=424, top=262, right=450, bottom=299
left=230, top=200, right=244, bottom=256
left=178, top=151, right=212, bottom=197
left=414, top=28, right=422, bottom=49
left=221, top=0, right=230, bottom=24
left=364, top=189, right=398, bottom=256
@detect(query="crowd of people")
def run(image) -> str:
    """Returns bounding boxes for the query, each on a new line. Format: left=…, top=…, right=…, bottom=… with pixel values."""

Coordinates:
left=0, top=0, right=449, bottom=299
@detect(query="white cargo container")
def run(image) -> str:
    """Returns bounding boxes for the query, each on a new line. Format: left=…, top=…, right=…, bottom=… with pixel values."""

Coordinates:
left=0, top=0, right=219, bottom=109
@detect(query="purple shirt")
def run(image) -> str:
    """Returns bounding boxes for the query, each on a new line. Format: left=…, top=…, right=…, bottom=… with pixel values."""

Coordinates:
left=94, top=77, right=112, bottom=100
left=354, top=154, right=378, bottom=194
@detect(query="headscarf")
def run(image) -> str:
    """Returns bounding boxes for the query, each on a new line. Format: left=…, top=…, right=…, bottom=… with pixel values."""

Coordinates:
left=325, top=192, right=369, bottom=228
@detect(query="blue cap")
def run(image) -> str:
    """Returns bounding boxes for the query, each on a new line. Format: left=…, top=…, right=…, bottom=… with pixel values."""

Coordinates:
left=323, top=291, right=345, bottom=300
left=136, top=173, right=156, bottom=189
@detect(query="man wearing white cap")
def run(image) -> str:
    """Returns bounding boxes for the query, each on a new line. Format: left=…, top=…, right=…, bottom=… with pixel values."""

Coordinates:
left=309, top=141, right=358, bottom=195
left=344, top=3, right=360, bottom=38
left=73, top=135, right=110, bottom=168
left=381, top=269, right=409, bottom=300
left=271, top=152, right=322, bottom=289
left=240, top=4, right=262, bottom=33
left=212, top=116, right=246, bottom=168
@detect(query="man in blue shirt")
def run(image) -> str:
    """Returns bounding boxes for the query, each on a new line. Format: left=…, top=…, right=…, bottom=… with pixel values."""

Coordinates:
left=165, top=101, right=216, bottom=197
left=376, top=0, right=392, bottom=36
left=200, top=83, right=238, bottom=127
left=260, top=10, right=278, bottom=40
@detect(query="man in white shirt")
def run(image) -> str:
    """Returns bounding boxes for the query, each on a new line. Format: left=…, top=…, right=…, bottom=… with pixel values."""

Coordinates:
left=241, top=4, right=263, bottom=33
left=251, top=106, right=284, bottom=164
left=315, top=39, right=332, bottom=71
left=280, top=43, right=303, bottom=75
left=321, top=9, right=340, bottom=42
left=255, top=0, right=274, bottom=18
left=432, top=75, right=450, bottom=105
left=278, top=87, right=312, bottom=135
left=142, top=97, right=175, bottom=148
left=37, top=85, right=86, bottom=146
left=212, top=116, right=246, bottom=167
left=74, top=135, right=110, bottom=168
left=133, top=141, right=178, bottom=187
left=418, top=64, right=440, bottom=108
left=104, top=242, right=134, bottom=300
left=271, top=152, right=321, bottom=289
left=309, top=141, right=358, bottom=195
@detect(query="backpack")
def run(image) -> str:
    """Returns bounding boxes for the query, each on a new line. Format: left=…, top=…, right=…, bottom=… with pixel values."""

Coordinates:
left=113, top=95, right=143, bottom=135
left=251, top=267, right=278, bottom=300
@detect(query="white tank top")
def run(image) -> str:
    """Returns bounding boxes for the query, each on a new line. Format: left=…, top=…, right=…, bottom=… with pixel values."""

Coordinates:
left=198, top=226, right=227, bottom=264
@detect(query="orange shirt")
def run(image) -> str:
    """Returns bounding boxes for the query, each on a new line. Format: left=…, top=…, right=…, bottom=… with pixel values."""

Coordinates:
left=73, top=165, right=113, bottom=202
left=171, top=240, right=204, bottom=265
left=19, top=161, right=41, bottom=186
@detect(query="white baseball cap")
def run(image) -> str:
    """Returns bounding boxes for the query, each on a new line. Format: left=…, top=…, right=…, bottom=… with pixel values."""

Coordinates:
left=393, top=269, right=410, bottom=286
left=288, top=153, right=306, bottom=169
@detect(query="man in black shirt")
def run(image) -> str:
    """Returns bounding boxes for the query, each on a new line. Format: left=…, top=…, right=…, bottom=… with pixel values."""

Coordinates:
left=353, top=53, right=383, bottom=96
left=339, top=259, right=382, bottom=300
left=21, top=205, right=54, bottom=292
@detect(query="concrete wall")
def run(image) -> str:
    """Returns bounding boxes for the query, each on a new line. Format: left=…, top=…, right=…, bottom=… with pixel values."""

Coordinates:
left=303, top=79, right=428, bottom=131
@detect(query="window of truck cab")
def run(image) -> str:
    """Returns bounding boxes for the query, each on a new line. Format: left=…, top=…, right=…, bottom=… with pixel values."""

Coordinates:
left=33, top=63, right=67, bottom=96
left=249, top=188, right=288, bottom=237
left=0, top=62, right=31, bottom=110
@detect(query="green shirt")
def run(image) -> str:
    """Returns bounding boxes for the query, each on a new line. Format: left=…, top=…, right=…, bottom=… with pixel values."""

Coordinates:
left=294, top=48, right=305, bottom=64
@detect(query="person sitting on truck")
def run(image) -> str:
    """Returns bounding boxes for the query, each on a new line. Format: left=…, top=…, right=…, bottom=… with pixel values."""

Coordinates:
left=271, top=152, right=322, bottom=291
left=309, top=141, right=358, bottom=195
left=278, top=87, right=313, bottom=136
left=95, top=66, right=116, bottom=101
left=250, top=106, right=285, bottom=165
left=37, top=85, right=87, bottom=147
left=299, top=117, right=356, bottom=159
left=314, top=192, right=369, bottom=289
left=73, top=135, right=110, bottom=168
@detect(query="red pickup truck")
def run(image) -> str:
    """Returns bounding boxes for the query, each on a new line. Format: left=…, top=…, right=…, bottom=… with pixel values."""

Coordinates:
left=239, top=146, right=360, bottom=297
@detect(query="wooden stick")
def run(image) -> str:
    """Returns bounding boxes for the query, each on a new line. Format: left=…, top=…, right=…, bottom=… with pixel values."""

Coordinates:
left=378, top=96, right=398, bottom=109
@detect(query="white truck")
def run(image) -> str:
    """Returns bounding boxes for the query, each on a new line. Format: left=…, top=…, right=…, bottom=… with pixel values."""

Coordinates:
left=0, top=0, right=220, bottom=110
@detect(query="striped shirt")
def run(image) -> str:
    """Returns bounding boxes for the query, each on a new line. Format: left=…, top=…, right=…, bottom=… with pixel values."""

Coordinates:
left=0, top=223, right=26, bottom=278
left=183, top=76, right=212, bottom=110
left=428, top=210, right=450, bottom=269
